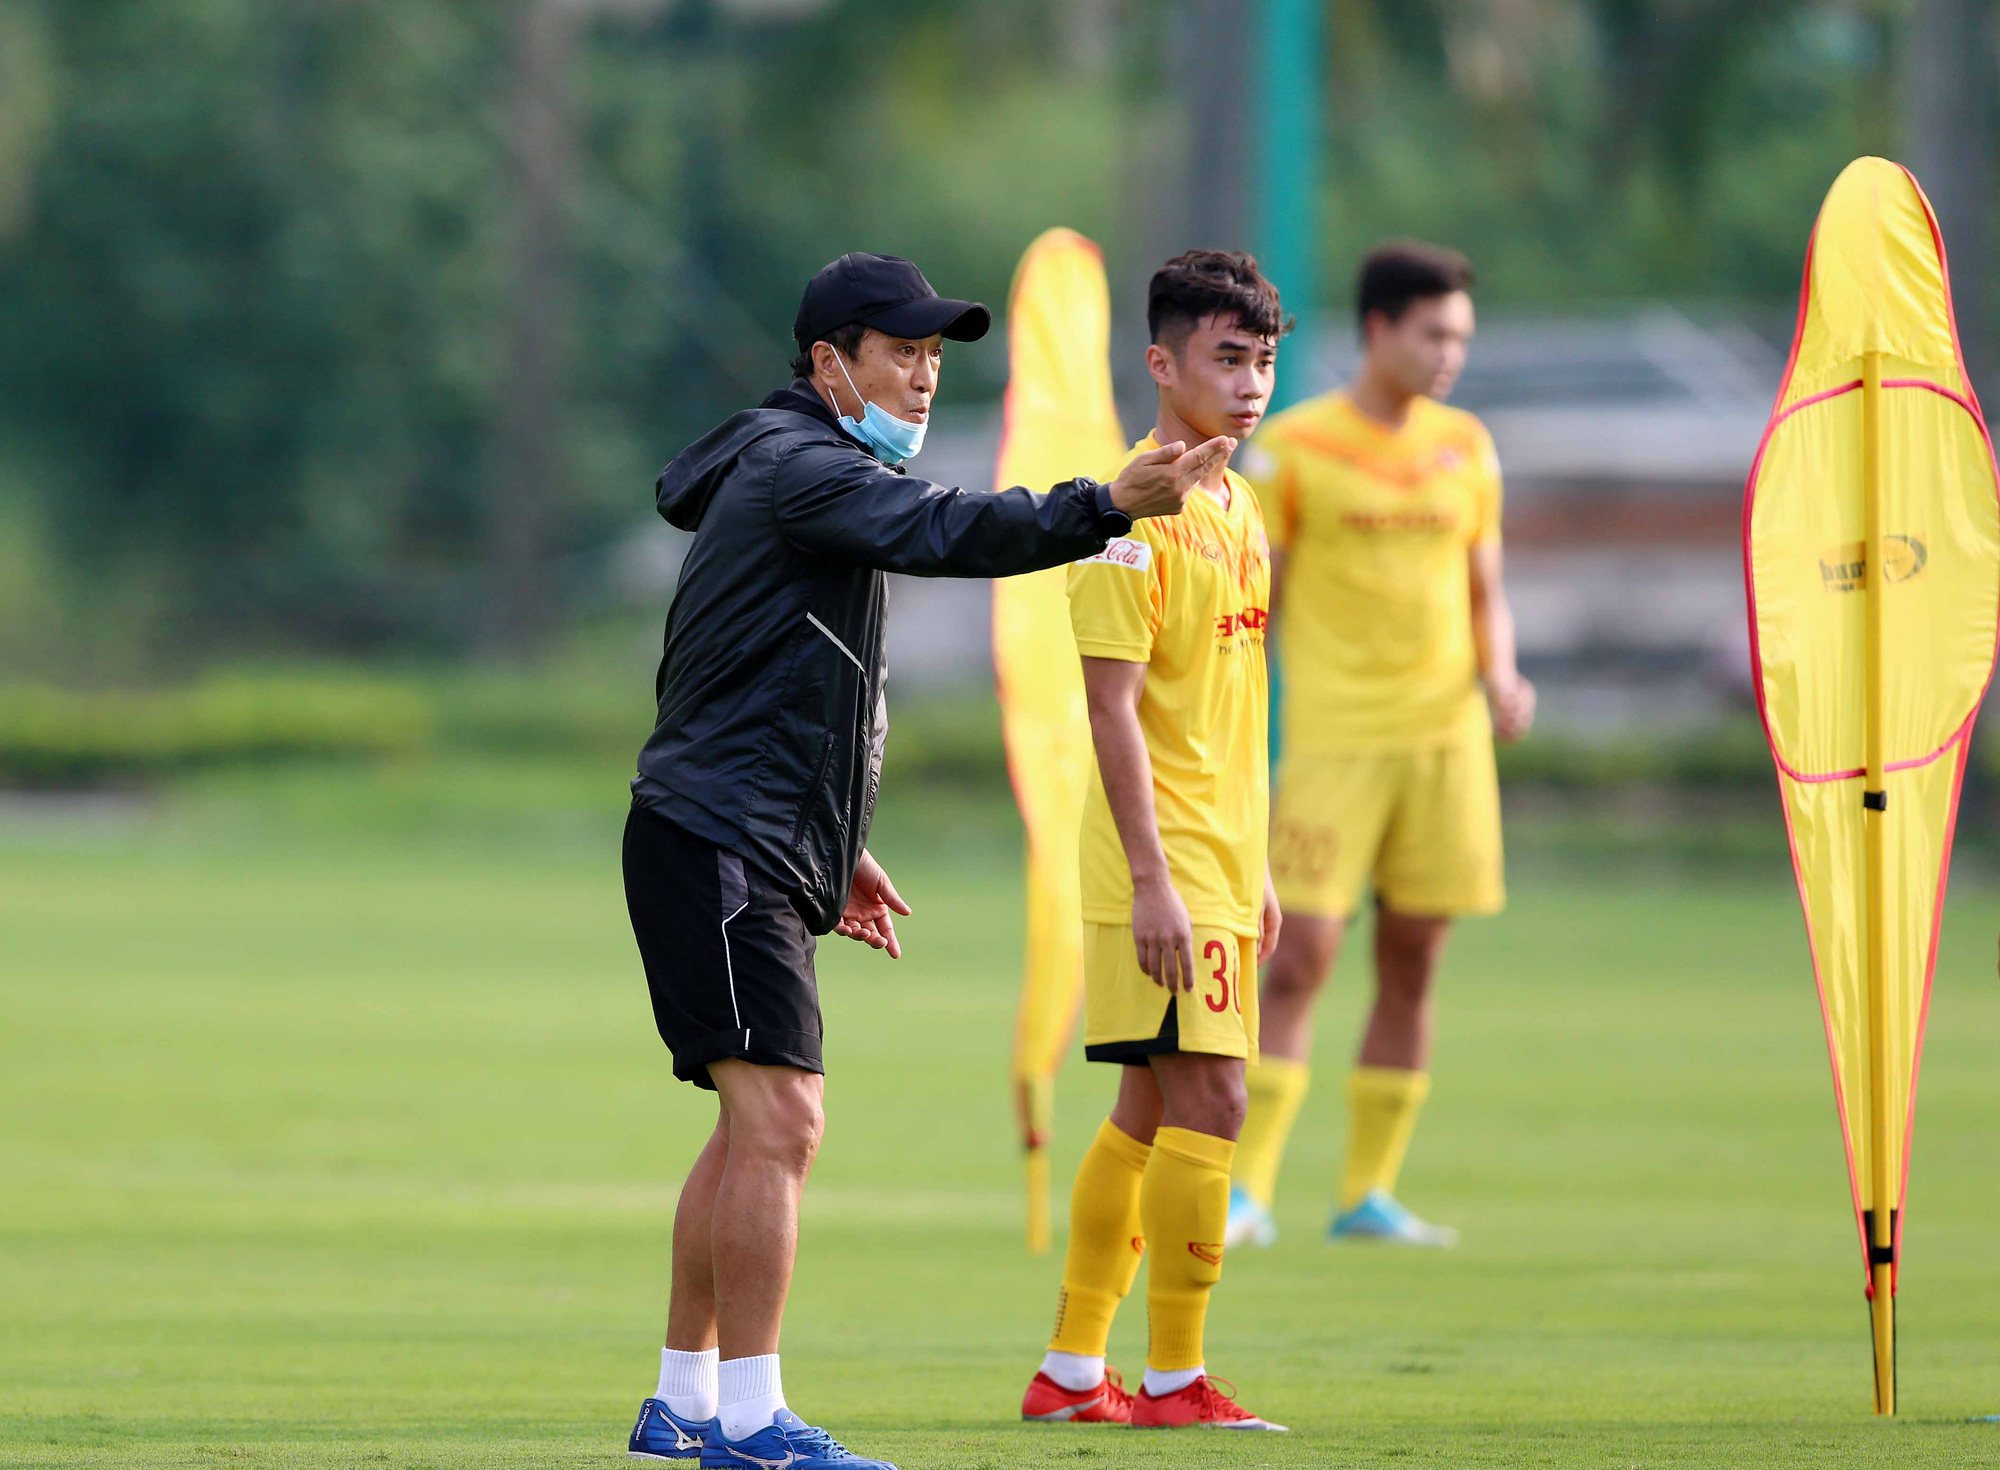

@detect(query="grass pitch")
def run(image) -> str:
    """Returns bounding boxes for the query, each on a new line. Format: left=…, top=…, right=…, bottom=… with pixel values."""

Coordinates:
left=4, top=761, right=1999, bottom=1468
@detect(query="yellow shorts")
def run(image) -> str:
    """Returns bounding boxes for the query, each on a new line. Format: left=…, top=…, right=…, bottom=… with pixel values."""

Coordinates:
left=1081, top=922, right=1259, bottom=1065
left=1270, top=732, right=1504, bottom=920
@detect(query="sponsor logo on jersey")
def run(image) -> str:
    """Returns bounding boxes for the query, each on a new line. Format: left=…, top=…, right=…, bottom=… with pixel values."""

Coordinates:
left=1215, top=607, right=1269, bottom=640
left=1339, top=509, right=1459, bottom=533
left=1079, top=537, right=1152, bottom=571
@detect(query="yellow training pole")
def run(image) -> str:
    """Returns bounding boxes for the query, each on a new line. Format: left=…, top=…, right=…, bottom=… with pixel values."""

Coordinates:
left=1022, top=1074, right=1055, bottom=1255
left=1861, top=349, right=1896, bottom=1415
left=1025, top=1150, right=1052, bottom=1256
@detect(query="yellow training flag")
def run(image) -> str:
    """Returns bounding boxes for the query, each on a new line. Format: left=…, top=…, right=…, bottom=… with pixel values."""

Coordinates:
left=1745, top=157, right=2000, bottom=1413
left=992, top=229, right=1125, bottom=1254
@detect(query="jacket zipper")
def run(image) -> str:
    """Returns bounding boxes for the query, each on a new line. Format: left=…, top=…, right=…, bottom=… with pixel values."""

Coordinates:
left=791, top=729, right=838, bottom=853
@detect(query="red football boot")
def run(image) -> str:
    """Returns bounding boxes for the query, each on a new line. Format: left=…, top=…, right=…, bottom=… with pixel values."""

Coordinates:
left=1020, top=1366, right=1135, bottom=1424
left=1130, top=1374, right=1287, bottom=1431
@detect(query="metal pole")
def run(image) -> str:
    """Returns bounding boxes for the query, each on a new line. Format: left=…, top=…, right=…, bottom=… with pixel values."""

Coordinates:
left=1904, top=0, right=1995, bottom=411
left=1257, top=0, right=1322, bottom=411
left=1184, top=0, right=1253, bottom=252
left=1861, top=349, right=1896, bottom=1415
left=489, top=0, right=575, bottom=658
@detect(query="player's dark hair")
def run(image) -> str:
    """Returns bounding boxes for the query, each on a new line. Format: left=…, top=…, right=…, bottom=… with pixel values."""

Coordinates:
left=1355, top=241, right=1475, bottom=329
left=1147, top=250, right=1293, bottom=354
left=791, top=321, right=870, bottom=381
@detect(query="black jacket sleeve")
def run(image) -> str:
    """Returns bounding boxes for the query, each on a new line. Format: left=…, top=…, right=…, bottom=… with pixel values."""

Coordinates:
left=770, top=439, right=1111, bottom=577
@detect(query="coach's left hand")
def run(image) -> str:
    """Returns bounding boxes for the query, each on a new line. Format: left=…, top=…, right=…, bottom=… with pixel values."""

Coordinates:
left=836, top=849, right=912, bottom=959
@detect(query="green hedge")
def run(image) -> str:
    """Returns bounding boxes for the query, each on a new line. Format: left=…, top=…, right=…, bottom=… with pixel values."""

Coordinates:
left=432, top=673, right=651, bottom=760
left=1494, top=720, right=1777, bottom=789
left=0, top=676, right=435, bottom=784
left=0, top=671, right=1815, bottom=796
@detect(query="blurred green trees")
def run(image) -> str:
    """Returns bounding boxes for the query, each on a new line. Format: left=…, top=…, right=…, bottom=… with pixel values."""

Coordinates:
left=0, top=1, right=1941, bottom=666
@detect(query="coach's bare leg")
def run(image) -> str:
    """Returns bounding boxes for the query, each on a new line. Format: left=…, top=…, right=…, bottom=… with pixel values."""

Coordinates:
left=665, top=1108, right=729, bottom=1351
left=1108, top=1062, right=1166, bottom=1146
left=1358, top=903, right=1451, bottom=1070
left=1149, top=1052, right=1247, bottom=1141
left=705, top=1059, right=825, bottom=1359
left=1257, top=913, right=1345, bottom=1062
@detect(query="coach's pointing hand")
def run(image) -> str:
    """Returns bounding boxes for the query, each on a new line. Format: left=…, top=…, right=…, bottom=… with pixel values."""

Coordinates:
left=836, top=849, right=911, bottom=959
left=1107, top=435, right=1238, bottom=521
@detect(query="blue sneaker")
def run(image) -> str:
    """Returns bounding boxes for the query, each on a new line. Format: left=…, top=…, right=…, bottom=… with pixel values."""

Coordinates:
left=1329, top=1189, right=1459, bottom=1247
left=700, top=1409, right=895, bottom=1469
left=1223, top=1185, right=1277, bottom=1248
left=630, top=1397, right=714, bottom=1460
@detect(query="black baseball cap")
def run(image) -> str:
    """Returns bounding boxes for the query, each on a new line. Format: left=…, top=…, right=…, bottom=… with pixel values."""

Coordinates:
left=792, top=253, right=991, bottom=352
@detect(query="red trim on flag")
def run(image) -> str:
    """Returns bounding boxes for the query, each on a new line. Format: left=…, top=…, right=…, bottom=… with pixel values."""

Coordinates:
left=1743, top=166, right=2000, bottom=1289
left=1900, top=161, right=1988, bottom=422
left=1766, top=220, right=1819, bottom=415
left=1748, top=372, right=1997, bottom=783
left=1889, top=731, right=1971, bottom=1292
left=1768, top=378, right=1863, bottom=427
left=1768, top=734, right=1968, bottom=786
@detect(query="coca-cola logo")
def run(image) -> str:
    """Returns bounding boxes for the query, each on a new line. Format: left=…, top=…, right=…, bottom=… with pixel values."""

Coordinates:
left=1078, top=537, right=1152, bottom=572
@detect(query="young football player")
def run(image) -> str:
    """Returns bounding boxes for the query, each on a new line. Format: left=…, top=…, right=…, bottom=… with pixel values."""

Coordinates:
left=1228, top=241, right=1535, bottom=1250
left=1020, top=251, right=1288, bottom=1431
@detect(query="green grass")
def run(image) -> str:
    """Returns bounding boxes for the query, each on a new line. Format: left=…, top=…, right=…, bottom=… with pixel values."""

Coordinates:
left=3, top=762, right=2000, bottom=1467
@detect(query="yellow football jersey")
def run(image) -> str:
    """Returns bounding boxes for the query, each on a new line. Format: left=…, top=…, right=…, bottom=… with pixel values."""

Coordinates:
left=1067, top=435, right=1272, bottom=938
left=1239, top=391, right=1501, bottom=750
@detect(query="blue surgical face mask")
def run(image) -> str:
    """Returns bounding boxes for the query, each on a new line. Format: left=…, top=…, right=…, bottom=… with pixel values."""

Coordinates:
left=832, top=351, right=926, bottom=464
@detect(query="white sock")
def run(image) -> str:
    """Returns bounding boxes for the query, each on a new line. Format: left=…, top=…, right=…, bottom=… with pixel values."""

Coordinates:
left=1143, top=1364, right=1203, bottom=1396
left=1039, top=1350, right=1105, bottom=1392
left=656, top=1347, right=718, bottom=1423
left=717, top=1354, right=785, bottom=1442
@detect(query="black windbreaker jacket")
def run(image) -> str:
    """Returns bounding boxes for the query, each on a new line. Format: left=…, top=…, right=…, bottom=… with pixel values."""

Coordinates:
left=633, top=381, right=1116, bottom=933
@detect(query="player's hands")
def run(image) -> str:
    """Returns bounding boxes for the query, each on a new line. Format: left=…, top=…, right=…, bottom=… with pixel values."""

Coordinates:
left=1486, top=671, right=1537, bottom=743
left=1258, top=871, right=1283, bottom=965
left=1107, top=435, right=1238, bottom=521
left=836, top=849, right=911, bottom=959
left=1131, top=874, right=1197, bottom=992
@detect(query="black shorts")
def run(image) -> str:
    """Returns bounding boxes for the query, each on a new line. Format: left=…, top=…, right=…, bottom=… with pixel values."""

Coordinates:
left=622, top=800, right=822, bottom=1090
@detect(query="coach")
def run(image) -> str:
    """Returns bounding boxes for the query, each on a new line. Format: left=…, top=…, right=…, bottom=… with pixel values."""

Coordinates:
left=621, top=252, right=1232, bottom=1469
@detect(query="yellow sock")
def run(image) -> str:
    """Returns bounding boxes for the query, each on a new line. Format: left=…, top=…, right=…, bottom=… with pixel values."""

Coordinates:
left=1140, top=1126, right=1235, bottom=1372
left=1047, top=1119, right=1151, bottom=1356
left=1339, top=1066, right=1432, bottom=1210
left=1233, top=1058, right=1310, bottom=1208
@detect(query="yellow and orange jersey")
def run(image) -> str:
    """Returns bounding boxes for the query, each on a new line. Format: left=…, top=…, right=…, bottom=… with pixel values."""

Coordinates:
left=1239, top=391, right=1501, bottom=751
left=1067, top=434, right=1272, bottom=938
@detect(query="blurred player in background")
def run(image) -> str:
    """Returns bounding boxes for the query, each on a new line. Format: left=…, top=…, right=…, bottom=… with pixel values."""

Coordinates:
left=1227, top=242, right=1535, bottom=1251
left=1020, top=252, right=1287, bottom=1432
